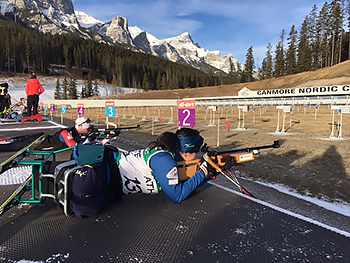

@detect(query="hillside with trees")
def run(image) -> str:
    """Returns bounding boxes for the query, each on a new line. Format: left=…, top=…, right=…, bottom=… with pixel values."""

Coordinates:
left=256, top=0, right=350, bottom=80
left=0, top=17, right=239, bottom=91
left=1, top=0, right=350, bottom=94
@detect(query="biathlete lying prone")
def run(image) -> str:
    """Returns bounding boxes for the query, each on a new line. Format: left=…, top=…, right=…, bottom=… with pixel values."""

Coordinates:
left=71, top=128, right=217, bottom=218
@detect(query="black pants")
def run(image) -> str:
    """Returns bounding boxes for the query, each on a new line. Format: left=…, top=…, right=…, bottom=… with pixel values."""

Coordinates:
left=0, top=133, right=44, bottom=152
left=27, top=95, right=39, bottom=116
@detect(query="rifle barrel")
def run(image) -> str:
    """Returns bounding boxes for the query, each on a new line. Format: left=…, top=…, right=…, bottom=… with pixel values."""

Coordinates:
left=207, top=140, right=280, bottom=156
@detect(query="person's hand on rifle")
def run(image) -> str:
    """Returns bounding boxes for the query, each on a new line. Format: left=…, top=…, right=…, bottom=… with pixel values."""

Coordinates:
left=87, top=131, right=98, bottom=142
left=111, top=128, right=121, bottom=136
left=198, top=153, right=217, bottom=179
left=224, top=156, right=237, bottom=171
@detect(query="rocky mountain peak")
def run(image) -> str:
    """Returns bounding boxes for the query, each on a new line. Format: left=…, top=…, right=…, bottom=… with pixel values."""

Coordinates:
left=9, top=0, right=75, bottom=15
left=110, top=16, right=128, bottom=29
left=103, top=16, right=133, bottom=45
left=2, top=0, right=243, bottom=75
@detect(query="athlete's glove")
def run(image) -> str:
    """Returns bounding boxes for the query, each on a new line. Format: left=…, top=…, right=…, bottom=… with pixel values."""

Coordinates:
left=111, top=128, right=121, bottom=136
left=87, top=132, right=97, bottom=142
left=198, top=153, right=215, bottom=179
left=224, top=156, right=237, bottom=171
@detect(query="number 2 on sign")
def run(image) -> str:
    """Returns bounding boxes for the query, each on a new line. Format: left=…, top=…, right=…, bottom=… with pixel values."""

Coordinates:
left=178, top=108, right=195, bottom=127
left=182, top=109, right=191, bottom=126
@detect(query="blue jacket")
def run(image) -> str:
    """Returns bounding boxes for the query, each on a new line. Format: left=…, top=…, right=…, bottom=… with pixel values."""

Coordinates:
left=149, top=151, right=209, bottom=203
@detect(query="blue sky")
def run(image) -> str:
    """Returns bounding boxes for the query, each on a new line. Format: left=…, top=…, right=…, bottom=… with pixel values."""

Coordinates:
left=72, top=0, right=327, bottom=67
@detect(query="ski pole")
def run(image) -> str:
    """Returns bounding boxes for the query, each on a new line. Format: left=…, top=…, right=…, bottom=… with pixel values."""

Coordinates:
left=204, top=153, right=255, bottom=198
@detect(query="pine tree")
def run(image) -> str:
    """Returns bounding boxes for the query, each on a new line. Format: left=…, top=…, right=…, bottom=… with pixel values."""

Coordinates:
left=243, top=46, right=255, bottom=82
left=68, top=77, right=78, bottom=99
left=274, top=30, right=285, bottom=77
left=142, top=73, right=150, bottom=91
left=261, top=42, right=273, bottom=79
left=308, top=4, right=320, bottom=69
left=81, top=86, right=86, bottom=98
left=329, top=0, right=344, bottom=65
left=63, top=77, right=68, bottom=99
left=297, top=16, right=312, bottom=72
left=161, top=74, right=167, bottom=89
left=85, top=73, right=93, bottom=97
left=54, top=77, right=61, bottom=99
left=285, top=25, right=298, bottom=75
left=318, top=2, right=332, bottom=67
left=93, top=80, right=100, bottom=97
left=347, top=0, right=350, bottom=60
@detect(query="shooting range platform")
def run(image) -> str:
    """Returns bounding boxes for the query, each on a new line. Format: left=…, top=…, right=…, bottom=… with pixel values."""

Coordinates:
left=0, top=122, right=349, bottom=262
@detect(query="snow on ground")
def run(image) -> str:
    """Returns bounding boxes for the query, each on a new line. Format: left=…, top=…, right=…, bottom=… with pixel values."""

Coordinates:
left=0, top=76, right=140, bottom=104
left=0, top=166, right=32, bottom=185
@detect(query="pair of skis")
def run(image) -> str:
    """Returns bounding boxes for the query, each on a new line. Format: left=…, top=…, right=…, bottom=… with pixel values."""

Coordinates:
left=0, top=133, right=48, bottom=216
left=0, top=133, right=47, bottom=174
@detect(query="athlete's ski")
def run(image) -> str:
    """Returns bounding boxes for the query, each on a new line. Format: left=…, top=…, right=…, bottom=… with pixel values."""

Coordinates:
left=0, top=176, right=32, bottom=216
left=0, top=133, right=47, bottom=174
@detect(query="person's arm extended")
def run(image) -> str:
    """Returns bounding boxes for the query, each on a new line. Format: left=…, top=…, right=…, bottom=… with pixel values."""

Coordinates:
left=150, top=152, right=208, bottom=203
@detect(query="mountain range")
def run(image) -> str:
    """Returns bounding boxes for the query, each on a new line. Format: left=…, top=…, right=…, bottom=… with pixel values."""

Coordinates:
left=0, top=0, right=243, bottom=75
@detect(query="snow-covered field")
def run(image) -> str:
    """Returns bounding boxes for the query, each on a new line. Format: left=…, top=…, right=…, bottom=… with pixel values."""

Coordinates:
left=0, top=75, right=140, bottom=104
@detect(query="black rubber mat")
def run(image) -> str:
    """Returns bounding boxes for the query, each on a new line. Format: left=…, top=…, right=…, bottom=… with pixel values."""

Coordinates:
left=0, top=184, right=349, bottom=263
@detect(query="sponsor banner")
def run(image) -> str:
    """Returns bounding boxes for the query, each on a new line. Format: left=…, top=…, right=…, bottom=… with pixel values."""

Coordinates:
left=247, top=85, right=350, bottom=98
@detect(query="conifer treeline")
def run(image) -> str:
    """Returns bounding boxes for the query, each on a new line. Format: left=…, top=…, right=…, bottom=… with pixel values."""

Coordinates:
left=0, top=18, right=238, bottom=90
left=2, top=1, right=349, bottom=90
left=257, top=0, right=350, bottom=80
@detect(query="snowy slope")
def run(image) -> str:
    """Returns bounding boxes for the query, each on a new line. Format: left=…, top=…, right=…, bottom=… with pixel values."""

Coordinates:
left=0, top=76, right=139, bottom=104
left=75, top=11, right=103, bottom=28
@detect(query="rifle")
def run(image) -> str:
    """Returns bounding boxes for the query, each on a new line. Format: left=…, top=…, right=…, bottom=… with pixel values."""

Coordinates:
left=85, top=125, right=141, bottom=141
left=177, top=141, right=280, bottom=197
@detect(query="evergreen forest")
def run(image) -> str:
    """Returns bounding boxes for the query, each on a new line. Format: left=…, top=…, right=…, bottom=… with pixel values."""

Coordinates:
left=257, top=0, right=350, bottom=80
left=0, top=17, right=238, bottom=91
left=1, top=0, right=350, bottom=91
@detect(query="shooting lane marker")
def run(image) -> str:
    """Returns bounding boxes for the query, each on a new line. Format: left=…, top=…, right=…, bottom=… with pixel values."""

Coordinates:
left=237, top=106, right=247, bottom=129
left=168, top=106, right=174, bottom=124
left=122, top=107, right=126, bottom=119
left=330, top=105, right=341, bottom=138
left=207, top=106, right=216, bottom=126
left=50, top=104, right=55, bottom=121
left=60, top=104, right=67, bottom=124
left=152, top=116, right=154, bottom=135
left=217, top=117, right=220, bottom=147
left=105, top=101, right=116, bottom=129
left=275, top=106, right=290, bottom=133
left=177, top=100, right=196, bottom=128
left=337, top=106, right=350, bottom=138
left=252, top=107, right=255, bottom=125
